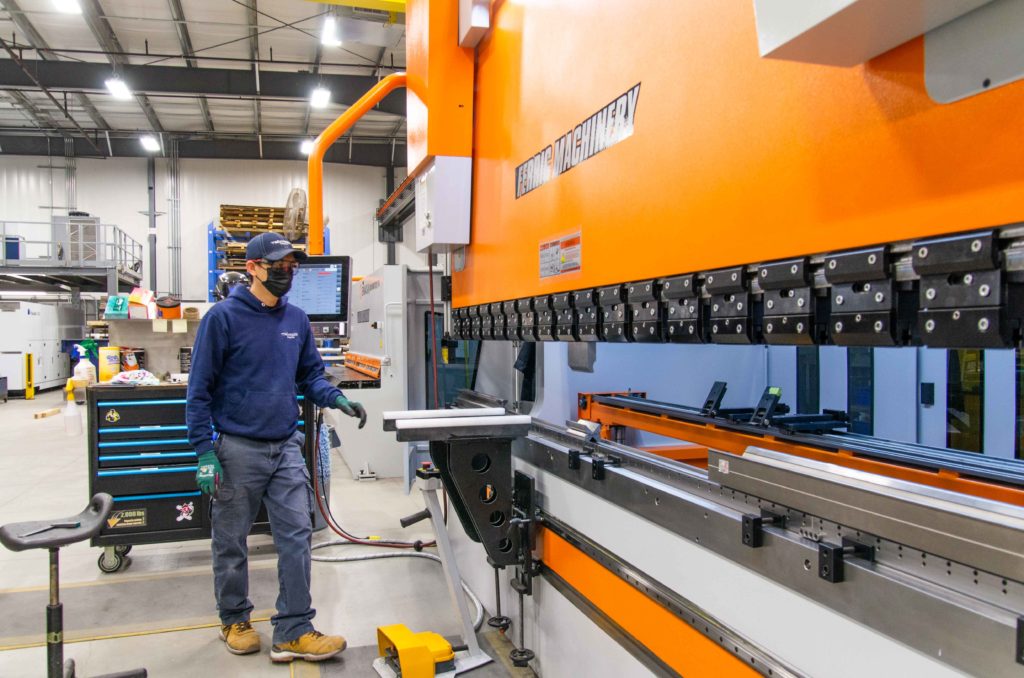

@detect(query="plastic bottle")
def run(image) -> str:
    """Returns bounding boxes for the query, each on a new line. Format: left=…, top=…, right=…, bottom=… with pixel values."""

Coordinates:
left=64, top=380, right=82, bottom=437
left=71, top=344, right=96, bottom=403
left=99, top=346, right=121, bottom=383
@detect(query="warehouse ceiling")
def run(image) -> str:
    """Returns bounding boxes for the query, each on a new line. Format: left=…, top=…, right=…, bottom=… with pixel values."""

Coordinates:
left=0, top=0, right=407, bottom=165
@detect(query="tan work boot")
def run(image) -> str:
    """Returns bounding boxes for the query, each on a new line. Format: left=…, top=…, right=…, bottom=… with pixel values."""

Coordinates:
left=270, top=630, right=347, bottom=662
left=219, top=621, right=261, bottom=655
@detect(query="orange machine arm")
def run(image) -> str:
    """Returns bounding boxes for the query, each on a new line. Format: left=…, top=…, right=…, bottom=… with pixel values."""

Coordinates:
left=306, top=72, right=407, bottom=255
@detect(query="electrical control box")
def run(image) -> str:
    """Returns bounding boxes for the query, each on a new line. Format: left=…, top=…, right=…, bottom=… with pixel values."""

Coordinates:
left=414, top=156, right=472, bottom=254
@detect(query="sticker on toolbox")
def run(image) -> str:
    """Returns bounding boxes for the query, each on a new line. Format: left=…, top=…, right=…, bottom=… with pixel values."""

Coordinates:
left=176, top=501, right=195, bottom=522
left=104, top=409, right=121, bottom=423
left=540, top=232, right=582, bottom=278
left=107, top=508, right=146, bottom=529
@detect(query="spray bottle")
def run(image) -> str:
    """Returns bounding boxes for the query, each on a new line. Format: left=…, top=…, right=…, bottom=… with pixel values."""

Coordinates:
left=64, top=379, right=82, bottom=437
left=71, top=344, right=97, bottom=403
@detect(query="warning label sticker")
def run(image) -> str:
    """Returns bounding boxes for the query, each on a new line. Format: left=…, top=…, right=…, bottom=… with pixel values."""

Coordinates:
left=107, top=509, right=146, bottom=529
left=540, top=232, right=582, bottom=278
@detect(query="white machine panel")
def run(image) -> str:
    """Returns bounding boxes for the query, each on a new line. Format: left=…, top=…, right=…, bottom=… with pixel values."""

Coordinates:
left=0, top=301, right=73, bottom=390
left=753, top=0, right=993, bottom=66
left=328, top=266, right=441, bottom=485
left=414, top=156, right=472, bottom=254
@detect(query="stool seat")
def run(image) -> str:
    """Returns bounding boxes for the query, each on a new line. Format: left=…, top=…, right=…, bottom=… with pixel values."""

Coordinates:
left=0, top=494, right=113, bottom=552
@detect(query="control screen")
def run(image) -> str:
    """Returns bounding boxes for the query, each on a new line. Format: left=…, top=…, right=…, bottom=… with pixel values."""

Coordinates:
left=290, top=261, right=347, bottom=319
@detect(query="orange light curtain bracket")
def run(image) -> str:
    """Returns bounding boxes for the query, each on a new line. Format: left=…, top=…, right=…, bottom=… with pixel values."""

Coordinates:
left=307, top=72, right=407, bottom=255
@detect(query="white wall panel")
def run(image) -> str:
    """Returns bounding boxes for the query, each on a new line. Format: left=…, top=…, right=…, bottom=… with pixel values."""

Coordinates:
left=0, top=155, right=56, bottom=221
left=0, top=155, right=151, bottom=276
left=76, top=157, right=151, bottom=281
left=159, top=158, right=418, bottom=300
left=0, top=155, right=420, bottom=300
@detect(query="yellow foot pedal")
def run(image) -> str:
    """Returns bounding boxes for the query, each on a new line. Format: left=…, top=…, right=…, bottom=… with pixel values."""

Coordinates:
left=374, top=624, right=457, bottom=678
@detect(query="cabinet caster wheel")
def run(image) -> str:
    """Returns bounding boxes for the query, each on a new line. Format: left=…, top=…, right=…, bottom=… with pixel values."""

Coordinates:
left=98, top=551, right=128, bottom=573
left=509, top=648, right=534, bottom=667
left=114, top=544, right=132, bottom=556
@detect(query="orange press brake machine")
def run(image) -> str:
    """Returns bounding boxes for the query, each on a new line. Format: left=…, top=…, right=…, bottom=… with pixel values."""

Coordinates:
left=306, top=1, right=1024, bottom=676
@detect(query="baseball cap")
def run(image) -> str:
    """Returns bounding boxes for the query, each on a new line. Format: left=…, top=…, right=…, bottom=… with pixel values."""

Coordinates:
left=245, top=232, right=308, bottom=262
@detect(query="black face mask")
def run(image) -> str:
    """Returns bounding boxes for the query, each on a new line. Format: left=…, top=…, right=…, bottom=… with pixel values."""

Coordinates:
left=261, top=266, right=293, bottom=298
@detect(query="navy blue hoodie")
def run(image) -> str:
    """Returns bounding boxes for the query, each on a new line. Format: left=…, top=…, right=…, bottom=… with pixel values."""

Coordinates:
left=186, top=285, right=342, bottom=454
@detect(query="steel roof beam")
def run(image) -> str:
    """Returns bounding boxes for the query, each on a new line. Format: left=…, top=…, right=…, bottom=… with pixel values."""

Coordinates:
left=245, top=0, right=262, bottom=155
left=302, top=42, right=323, bottom=135
left=0, top=60, right=406, bottom=115
left=79, top=0, right=165, bottom=133
left=165, top=0, right=214, bottom=132
left=0, top=38, right=104, bottom=154
left=0, top=132, right=407, bottom=166
left=2, top=0, right=111, bottom=132
left=4, top=90, right=57, bottom=130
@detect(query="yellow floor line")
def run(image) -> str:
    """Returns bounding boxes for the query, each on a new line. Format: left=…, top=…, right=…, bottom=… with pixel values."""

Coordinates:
left=291, top=659, right=320, bottom=677
left=0, top=616, right=273, bottom=652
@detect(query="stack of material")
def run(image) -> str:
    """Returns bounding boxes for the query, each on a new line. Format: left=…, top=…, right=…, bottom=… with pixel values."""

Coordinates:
left=215, top=204, right=307, bottom=271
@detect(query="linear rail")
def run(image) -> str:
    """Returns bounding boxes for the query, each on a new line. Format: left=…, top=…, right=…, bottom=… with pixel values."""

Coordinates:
left=580, top=393, right=1024, bottom=505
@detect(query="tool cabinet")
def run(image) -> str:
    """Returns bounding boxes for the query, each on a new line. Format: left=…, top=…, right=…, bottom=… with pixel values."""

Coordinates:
left=87, top=383, right=312, bottom=572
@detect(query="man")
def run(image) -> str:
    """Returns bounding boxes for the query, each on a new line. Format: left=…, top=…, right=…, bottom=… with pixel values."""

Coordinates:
left=186, top=232, right=367, bottom=662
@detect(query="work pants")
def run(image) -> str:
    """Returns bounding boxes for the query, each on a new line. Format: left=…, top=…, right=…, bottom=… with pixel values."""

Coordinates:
left=210, top=430, right=315, bottom=644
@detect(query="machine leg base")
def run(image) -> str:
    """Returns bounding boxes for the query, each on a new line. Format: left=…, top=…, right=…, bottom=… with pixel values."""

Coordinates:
left=486, top=615, right=511, bottom=632
left=372, top=650, right=493, bottom=678
left=509, top=647, right=535, bottom=667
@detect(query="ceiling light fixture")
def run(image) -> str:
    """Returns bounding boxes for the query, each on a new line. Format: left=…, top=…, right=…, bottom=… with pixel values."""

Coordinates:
left=52, top=0, right=82, bottom=14
left=139, top=135, right=160, bottom=152
left=310, top=87, right=331, bottom=109
left=300, top=139, right=314, bottom=155
left=105, top=77, right=132, bottom=100
left=321, top=16, right=342, bottom=47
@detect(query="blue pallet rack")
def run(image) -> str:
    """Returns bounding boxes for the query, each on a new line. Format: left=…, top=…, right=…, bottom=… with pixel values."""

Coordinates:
left=207, top=221, right=330, bottom=301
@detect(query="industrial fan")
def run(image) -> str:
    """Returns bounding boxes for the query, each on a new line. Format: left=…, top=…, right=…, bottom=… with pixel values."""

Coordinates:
left=283, top=188, right=307, bottom=241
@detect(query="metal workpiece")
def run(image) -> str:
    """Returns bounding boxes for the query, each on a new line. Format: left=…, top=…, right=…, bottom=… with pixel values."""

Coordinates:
left=393, top=415, right=532, bottom=442
left=709, top=447, right=1024, bottom=583
left=381, top=407, right=507, bottom=431
left=517, top=424, right=1024, bottom=677
left=453, top=389, right=509, bottom=411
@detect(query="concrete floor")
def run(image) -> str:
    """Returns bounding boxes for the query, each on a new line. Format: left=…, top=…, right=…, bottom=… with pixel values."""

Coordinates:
left=0, top=390, right=529, bottom=677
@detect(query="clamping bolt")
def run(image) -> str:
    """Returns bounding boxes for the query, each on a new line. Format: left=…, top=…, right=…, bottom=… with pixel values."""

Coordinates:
left=741, top=509, right=787, bottom=548
left=818, top=537, right=875, bottom=583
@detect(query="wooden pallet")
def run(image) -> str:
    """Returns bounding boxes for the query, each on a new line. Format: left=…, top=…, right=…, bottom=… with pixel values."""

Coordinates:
left=217, top=242, right=307, bottom=254
left=220, top=204, right=286, bottom=216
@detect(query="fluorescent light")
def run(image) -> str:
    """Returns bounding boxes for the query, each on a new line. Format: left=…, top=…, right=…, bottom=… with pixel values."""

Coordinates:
left=105, top=77, right=132, bottom=100
left=139, top=135, right=160, bottom=152
left=321, top=16, right=342, bottom=47
left=310, top=87, right=331, bottom=109
left=52, top=0, right=81, bottom=14
left=300, top=139, right=314, bottom=155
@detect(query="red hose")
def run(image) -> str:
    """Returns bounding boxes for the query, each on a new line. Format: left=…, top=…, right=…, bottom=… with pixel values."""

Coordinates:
left=312, top=408, right=435, bottom=549
left=428, top=247, right=441, bottom=409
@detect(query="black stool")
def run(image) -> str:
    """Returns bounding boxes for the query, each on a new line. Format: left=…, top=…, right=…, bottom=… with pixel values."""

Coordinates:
left=0, top=493, right=147, bottom=678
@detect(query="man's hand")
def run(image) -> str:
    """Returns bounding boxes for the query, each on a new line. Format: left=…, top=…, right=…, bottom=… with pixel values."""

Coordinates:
left=334, top=395, right=367, bottom=429
left=196, top=451, right=223, bottom=495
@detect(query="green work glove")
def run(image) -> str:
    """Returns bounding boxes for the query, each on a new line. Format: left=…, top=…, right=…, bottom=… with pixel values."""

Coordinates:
left=334, top=395, right=367, bottom=429
left=196, top=451, right=223, bottom=495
